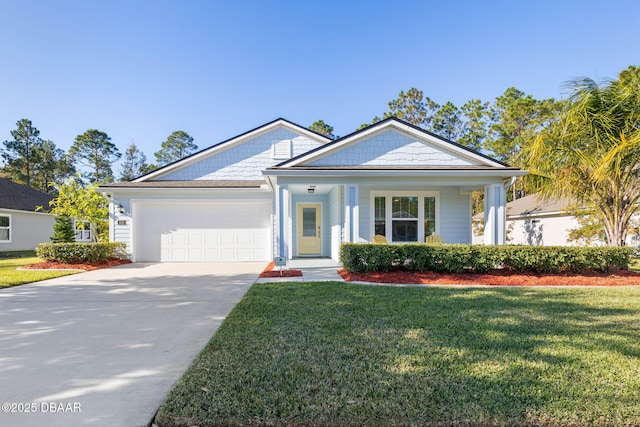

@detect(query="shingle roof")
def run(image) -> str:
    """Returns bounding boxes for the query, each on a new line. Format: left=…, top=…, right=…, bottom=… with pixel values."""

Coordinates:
left=0, top=178, right=54, bottom=212
left=506, top=193, right=573, bottom=217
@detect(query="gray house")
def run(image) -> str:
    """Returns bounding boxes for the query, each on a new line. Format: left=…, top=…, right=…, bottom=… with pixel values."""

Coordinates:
left=0, top=178, right=55, bottom=251
left=100, top=118, right=526, bottom=262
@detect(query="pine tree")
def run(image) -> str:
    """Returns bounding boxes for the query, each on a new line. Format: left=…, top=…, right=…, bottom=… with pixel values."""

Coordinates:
left=51, top=215, right=76, bottom=243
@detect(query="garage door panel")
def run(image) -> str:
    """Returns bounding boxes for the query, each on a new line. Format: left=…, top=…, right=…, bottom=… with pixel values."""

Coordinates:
left=135, top=201, right=271, bottom=262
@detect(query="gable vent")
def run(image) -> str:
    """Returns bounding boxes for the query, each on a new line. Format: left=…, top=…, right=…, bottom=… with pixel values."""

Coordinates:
left=272, top=139, right=292, bottom=159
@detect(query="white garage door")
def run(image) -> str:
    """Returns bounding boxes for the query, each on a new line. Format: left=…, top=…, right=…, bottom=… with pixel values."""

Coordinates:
left=133, top=201, right=271, bottom=262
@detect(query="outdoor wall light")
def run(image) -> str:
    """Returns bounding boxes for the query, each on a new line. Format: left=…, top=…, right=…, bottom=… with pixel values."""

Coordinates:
left=307, top=187, right=315, bottom=194
left=117, top=204, right=125, bottom=214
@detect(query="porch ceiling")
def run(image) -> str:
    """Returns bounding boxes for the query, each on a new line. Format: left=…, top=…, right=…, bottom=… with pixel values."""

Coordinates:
left=288, top=184, right=334, bottom=195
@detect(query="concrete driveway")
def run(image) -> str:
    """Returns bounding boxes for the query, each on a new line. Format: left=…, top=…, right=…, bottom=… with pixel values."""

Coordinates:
left=0, top=262, right=263, bottom=427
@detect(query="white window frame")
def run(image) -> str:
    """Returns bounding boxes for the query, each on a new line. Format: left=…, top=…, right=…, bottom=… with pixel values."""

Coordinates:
left=0, top=214, right=11, bottom=242
left=370, top=191, right=439, bottom=243
left=272, top=139, right=292, bottom=160
left=74, top=219, right=93, bottom=242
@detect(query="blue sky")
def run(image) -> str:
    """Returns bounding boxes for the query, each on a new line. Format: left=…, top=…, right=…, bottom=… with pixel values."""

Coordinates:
left=1, top=0, right=638, bottom=170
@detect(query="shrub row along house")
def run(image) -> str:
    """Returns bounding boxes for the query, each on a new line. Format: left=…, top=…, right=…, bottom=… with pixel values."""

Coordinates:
left=99, top=118, right=525, bottom=262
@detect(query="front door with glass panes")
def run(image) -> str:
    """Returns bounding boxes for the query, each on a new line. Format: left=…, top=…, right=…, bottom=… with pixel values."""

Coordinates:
left=297, top=203, right=322, bottom=255
left=374, top=194, right=437, bottom=243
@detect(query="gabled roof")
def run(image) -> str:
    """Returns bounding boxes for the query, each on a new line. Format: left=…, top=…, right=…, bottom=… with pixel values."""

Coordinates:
left=0, top=178, right=54, bottom=212
left=132, top=118, right=331, bottom=182
left=271, top=117, right=511, bottom=169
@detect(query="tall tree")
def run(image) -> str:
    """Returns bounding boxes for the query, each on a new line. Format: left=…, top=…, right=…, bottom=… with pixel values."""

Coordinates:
left=430, top=101, right=462, bottom=141
left=309, top=120, right=335, bottom=139
left=119, top=142, right=149, bottom=181
left=486, top=87, right=557, bottom=164
left=524, top=66, right=640, bottom=246
left=33, top=140, right=75, bottom=193
left=458, top=99, right=490, bottom=151
left=1, top=118, right=43, bottom=187
left=155, top=131, right=197, bottom=166
left=382, top=88, right=439, bottom=127
left=69, top=129, right=120, bottom=184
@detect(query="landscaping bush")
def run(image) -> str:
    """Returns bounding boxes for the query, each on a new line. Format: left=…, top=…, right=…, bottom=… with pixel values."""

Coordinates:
left=340, top=243, right=635, bottom=274
left=36, top=242, right=128, bottom=263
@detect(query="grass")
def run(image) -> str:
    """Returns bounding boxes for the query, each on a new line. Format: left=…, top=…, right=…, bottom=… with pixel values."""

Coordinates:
left=156, top=282, right=640, bottom=427
left=0, top=251, right=78, bottom=288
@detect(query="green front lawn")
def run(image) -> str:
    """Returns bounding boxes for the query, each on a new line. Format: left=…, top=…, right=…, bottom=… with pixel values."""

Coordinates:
left=157, top=282, right=640, bottom=427
left=0, top=251, right=78, bottom=288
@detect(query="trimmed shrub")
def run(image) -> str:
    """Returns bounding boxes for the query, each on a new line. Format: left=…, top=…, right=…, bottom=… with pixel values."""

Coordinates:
left=339, top=243, right=634, bottom=275
left=36, top=242, right=128, bottom=263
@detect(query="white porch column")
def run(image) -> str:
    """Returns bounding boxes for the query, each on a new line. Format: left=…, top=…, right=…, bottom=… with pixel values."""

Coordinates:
left=483, top=183, right=506, bottom=245
left=275, top=184, right=291, bottom=258
left=344, top=184, right=359, bottom=242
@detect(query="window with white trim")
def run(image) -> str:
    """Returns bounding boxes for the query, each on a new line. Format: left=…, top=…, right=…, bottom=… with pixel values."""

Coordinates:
left=372, top=192, right=438, bottom=243
left=74, top=219, right=93, bottom=242
left=0, top=214, right=10, bottom=242
left=272, top=139, right=292, bottom=159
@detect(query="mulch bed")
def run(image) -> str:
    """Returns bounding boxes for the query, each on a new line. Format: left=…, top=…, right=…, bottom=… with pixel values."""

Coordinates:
left=259, top=261, right=303, bottom=278
left=22, top=258, right=132, bottom=271
left=338, top=268, right=640, bottom=286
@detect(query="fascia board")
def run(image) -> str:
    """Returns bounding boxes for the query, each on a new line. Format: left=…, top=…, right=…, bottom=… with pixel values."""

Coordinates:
left=281, top=120, right=507, bottom=168
left=134, top=119, right=329, bottom=182
left=263, top=169, right=528, bottom=178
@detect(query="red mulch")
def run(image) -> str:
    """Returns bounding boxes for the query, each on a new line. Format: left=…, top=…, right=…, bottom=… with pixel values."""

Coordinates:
left=22, top=258, right=132, bottom=271
left=259, top=261, right=303, bottom=278
left=338, top=268, right=640, bottom=286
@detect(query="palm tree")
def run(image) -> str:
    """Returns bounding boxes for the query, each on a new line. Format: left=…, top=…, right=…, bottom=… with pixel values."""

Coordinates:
left=524, top=66, right=640, bottom=246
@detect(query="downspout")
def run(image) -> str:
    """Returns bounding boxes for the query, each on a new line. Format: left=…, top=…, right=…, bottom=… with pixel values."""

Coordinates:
left=504, top=176, right=517, bottom=190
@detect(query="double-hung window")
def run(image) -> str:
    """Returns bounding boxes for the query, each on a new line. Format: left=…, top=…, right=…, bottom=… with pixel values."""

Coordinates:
left=74, top=220, right=93, bottom=242
left=0, top=214, right=10, bottom=242
left=372, top=192, right=438, bottom=243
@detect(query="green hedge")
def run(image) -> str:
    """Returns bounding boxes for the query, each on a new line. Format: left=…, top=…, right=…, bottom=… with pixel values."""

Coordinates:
left=339, top=243, right=635, bottom=274
left=36, top=242, right=128, bottom=263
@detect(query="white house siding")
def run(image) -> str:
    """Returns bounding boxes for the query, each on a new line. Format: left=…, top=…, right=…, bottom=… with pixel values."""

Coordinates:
left=157, top=129, right=323, bottom=181
left=308, top=129, right=475, bottom=167
left=0, top=209, right=55, bottom=251
left=507, top=214, right=582, bottom=246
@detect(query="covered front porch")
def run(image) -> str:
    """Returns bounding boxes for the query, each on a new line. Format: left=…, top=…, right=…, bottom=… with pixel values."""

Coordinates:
left=271, top=178, right=513, bottom=262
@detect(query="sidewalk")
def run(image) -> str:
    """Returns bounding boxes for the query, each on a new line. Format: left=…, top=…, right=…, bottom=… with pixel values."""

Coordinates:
left=255, top=258, right=344, bottom=283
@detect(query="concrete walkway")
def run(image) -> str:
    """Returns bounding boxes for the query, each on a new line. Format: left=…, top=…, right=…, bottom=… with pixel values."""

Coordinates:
left=0, top=262, right=262, bottom=427
left=255, top=258, right=344, bottom=283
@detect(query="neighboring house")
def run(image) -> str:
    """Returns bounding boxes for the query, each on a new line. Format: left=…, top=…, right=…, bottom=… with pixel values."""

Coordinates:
left=0, top=178, right=55, bottom=251
left=99, top=118, right=526, bottom=262
left=472, top=193, right=640, bottom=246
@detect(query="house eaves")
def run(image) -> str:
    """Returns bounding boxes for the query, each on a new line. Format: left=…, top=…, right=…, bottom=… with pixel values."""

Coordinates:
left=132, top=118, right=331, bottom=182
left=275, top=117, right=511, bottom=169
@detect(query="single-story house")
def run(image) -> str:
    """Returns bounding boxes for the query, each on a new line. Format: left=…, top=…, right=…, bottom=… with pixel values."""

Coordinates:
left=99, top=117, right=526, bottom=262
left=0, top=178, right=55, bottom=251
left=472, top=193, right=640, bottom=246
